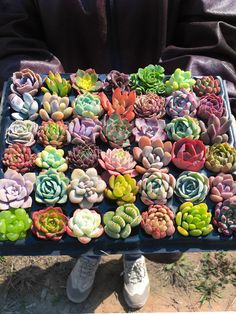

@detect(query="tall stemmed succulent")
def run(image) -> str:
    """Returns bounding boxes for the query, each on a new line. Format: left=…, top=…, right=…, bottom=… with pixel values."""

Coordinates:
left=105, top=70, right=130, bottom=93
left=72, top=93, right=104, bottom=119
left=6, top=120, right=38, bottom=146
left=41, top=71, right=71, bottom=96
left=11, top=68, right=42, bottom=96
left=132, top=117, right=167, bottom=142
left=166, top=116, right=201, bottom=141
left=70, top=68, right=105, bottom=93
left=209, top=173, right=236, bottom=203
left=165, top=68, right=196, bottom=95
left=9, top=93, right=39, bottom=121
left=193, top=76, right=221, bottom=96
left=134, top=93, right=165, bottom=119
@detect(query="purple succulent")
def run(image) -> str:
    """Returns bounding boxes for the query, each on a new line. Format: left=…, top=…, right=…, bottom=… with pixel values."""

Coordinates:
left=132, top=117, right=167, bottom=142
left=105, top=70, right=130, bottom=93
left=11, top=68, right=43, bottom=96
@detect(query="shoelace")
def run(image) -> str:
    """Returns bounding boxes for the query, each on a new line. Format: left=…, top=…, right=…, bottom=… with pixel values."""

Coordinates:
left=123, top=260, right=146, bottom=284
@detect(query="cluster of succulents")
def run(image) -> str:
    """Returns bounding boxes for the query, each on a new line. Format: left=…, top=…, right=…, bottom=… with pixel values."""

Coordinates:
left=72, top=93, right=104, bottom=119
left=11, top=68, right=42, bottom=96
left=193, top=76, right=221, bottom=96
left=9, top=93, right=39, bottom=120
left=166, top=116, right=201, bottom=141
left=209, top=173, right=236, bottom=203
left=197, top=94, right=224, bottom=120
left=70, top=68, right=104, bottom=93
left=213, top=197, right=236, bottom=236
left=132, top=117, right=167, bottom=142
left=165, top=68, right=196, bottom=95
left=105, top=70, right=130, bottom=93
left=134, top=93, right=165, bottom=119
left=41, top=71, right=71, bottom=96
left=6, top=120, right=38, bottom=146
left=35, top=145, right=68, bottom=172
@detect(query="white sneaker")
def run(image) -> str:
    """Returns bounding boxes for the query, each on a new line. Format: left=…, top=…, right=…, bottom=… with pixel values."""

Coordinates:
left=123, top=255, right=150, bottom=309
left=66, top=255, right=101, bottom=303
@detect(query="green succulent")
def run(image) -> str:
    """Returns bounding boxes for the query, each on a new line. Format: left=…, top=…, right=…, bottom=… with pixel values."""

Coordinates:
left=72, top=93, right=104, bottom=119
left=71, top=68, right=104, bottom=93
left=41, top=71, right=71, bottom=97
left=166, top=116, right=201, bottom=141
left=35, top=145, right=68, bottom=172
left=165, top=68, right=196, bottom=95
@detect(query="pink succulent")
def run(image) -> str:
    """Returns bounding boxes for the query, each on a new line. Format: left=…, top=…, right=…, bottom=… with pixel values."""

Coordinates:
left=197, top=94, right=224, bottom=120
left=132, top=117, right=167, bottom=142
left=209, top=173, right=236, bottom=203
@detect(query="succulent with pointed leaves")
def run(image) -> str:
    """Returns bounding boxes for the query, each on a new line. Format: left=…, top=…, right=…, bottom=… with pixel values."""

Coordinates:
left=41, top=71, right=71, bottom=96
left=70, top=68, right=104, bottom=93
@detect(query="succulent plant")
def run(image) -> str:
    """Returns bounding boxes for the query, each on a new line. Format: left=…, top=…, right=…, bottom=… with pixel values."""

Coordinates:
left=67, top=142, right=100, bottom=170
left=130, top=64, right=165, bottom=95
left=35, top=145, right=68, bottom=172
left=165, top=68, right=196, bottom=95
left=132, top=117, right=167, bottom=142
left=98, top=148, right=137, bottom=176
left=72, top=92, right=104, bottom=119
left=0, top=169, right=36, bottom=210
left=138, top=171, right=176, bottom=205
left=35, top=169, right=69, bottom=205
left=165, top=89, right=199, bottom=118
left=32, top=207, right=68, bottom=240
left=0, top=208, right=32, bottom=241
left=8, top=93, right=39, bottom=121
left=134, top=93, right=165, bottom=119
left=213, top=197, right=236, bottom=236
left=176, top=202, right=213, bottom=237
left=100, top=113, right=132, bottom=148
left=103, top=204, right=141, bottom=239
left=105, top=70, right=130, bottom=93
left=193, top=76, right=221, bottom=97
left=133, top=136, right=172, bottom=174
left=141, top=204, right=175, bottom=239
left=41, top=71, right=71, bottom=96
left=171, top=138, right=206, bottom=172
left=70, top=68, right=104, bottom=93
left=209, top=173, right=236, bottom=203
left=10, top=68, right=43, bottom=96
left=105, top=174, right=139, bottom=205
left=205, top=143, right=236, bottom=173
left=39, top=92, right=73, bottom=121
left=3, top=143, right=36, bottom=173
left=6, top=120, right=38, bottom=146
left=37, top=120, right=71, bottom=148
left=165, top=116, right=201, bottom=141
left=68, top=168, right=106, bottom=209
left=67, top=208, right=103, bottom=244
left=175, top=171, right=209, bottom=204
left=197, top=94, right=224, bottom=120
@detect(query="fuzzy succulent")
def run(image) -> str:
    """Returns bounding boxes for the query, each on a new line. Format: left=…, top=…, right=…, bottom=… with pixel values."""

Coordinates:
left=205, top=143, right=236, bottom=173
left=176, top=202, right=213, bottom=237
left=3, top=143, right=36, bottom=173
left=103, top=204, right=141, bottom=239
left=171, top=138, right=206, bottom=172
left=209, top=174, right=236, bottom=203
left=37, top=120, right=71, bottom=148
left=32, top=207, right=68, bottom=240
left=0, top=169, right=36, bottom=210
left=213, top=197, right=236, bottom=236
left=193, top=76, right=221, bottom=97
left=165, top=68, right=196, bottom=95
left=6, top=120, right=38, bottom=146
left=133, top=136, right=172, bottom=174
left=72, top=92, right=104, bottom=119
left=134, top=93, right=165, bottom=119
left=138, top=171, right=176, bottom=205
left=67, top=208, right=103, bottom=244
left=11, top=68, right=42, bottom=96
left=175, top=171, right=209, bottom=204
left=35, top=145, right=68, bottom=172
left=70, top=68, right=104, bottom=93
left=166, top=116, right=201, bottom=141
left=8, top=93, right=39, bottom=121
left=68, top=168, right=106, bottom=209
left=197, top=94, right=224, bottom=120
left=105, top=174, right=139, bottom=205
left=41, top=71, right=71, bottom=96
left=141, top=205, right=175, bottom=239
left=132, top=117, right=167, bottom=142
left=98, top=148, right=137, bottom=177
left=105, top=70, right=130, bottom=93
left=35, top=169, right=69, bottom=205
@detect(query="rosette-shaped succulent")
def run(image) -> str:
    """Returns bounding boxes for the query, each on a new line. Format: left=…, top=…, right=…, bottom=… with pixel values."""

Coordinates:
left=141, top=205, right=175, bottom=239
left=98, top=148, right=137, bottom=176
left=105, top=174, right=139, bottom=205
left=100, top=114, right=132, bottom=148
left=105, top=70, right=130, bottom=93
left=165, top=89, right=199, bottom=118
left=11, top=68, right=42, bottom=96
left=6, top=120, right=38, bottom=146
left=70, top=68, right=104, bottom=93
left=205, top=143, right=236, bottom=173
left=103, top=204, right=141, bottom=239
left=193, top=76, right=221, bottom=96
left=68, top=168, right=106, bottom=209
left=35, top=169, right=69, bottom=205
left=3, top=143, right=36, bottom=173
left=39, top=92, right=73, bottom=121
left=32, top=207, right=68, bottom=240
left=199, top=114, right=232, bottom=145
left=133, top=136, right=172, bottom=174
left=37, top=120, right=71, bottom=148
left=67, top=208, right=103, bottom=244
left=138, top=171, right=176, bottom=205
left=72, top=92, right=104, bottom=119
left=67, top=143, right=100, bottom=170
left=132, top=117, right=167, bottom=142
left=166, top=116, right=201, bottom=141
left=0, top=208, right=32, bottom=241
left=35, top=145, right=68, bottom=172
left=175, top=171, right=209, bottom=204
left=165, top=68, right=196, bottom=95
left=176, top=202, right=213, bottom=237
left=0, top=169, right=36, bottom=210
left=41, top=71, right=71, bottom=96
left=134, top=93, right=165, bottom=119
left=197, top=94, right=224, bottom=120
left=171, top=138, right=206, bottom=172
left=213, top=197, right=236, bottom=236
left=209, top=174, right=236, bottom=203
left=8, top=93, right=39, bottom=121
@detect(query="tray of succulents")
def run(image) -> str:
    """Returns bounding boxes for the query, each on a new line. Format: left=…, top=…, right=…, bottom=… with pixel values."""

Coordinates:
left=0, top=65, right=235, bottom=256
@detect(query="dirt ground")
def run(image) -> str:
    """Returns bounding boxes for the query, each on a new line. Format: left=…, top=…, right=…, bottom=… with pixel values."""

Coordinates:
left=0, top=252, right=235, bottom=314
